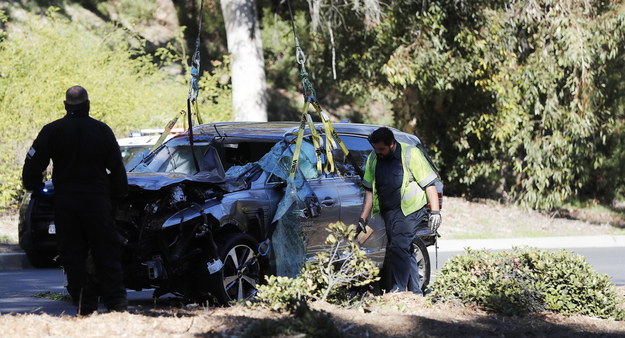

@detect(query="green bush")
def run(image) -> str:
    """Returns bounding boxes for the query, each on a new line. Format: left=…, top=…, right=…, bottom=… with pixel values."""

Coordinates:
left=428, top=247, right=625, bottom=319
left=0, top=8, right=231, bottom=209
left=253, top=222, right=379, bottom=311
left=254, top=275, right=309, bottom=312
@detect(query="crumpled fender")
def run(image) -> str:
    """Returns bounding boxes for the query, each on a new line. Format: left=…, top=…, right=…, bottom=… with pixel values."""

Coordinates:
left=162, top=199, right=223, bottom=229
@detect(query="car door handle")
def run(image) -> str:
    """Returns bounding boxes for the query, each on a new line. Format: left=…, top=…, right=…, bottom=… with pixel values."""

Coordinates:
left=320, top=198, right=337, bottom=207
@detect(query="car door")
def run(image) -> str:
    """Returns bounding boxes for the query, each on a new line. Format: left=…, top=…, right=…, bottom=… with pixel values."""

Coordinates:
left=301, top=174, right=341, bottom=257
left=262, top=137, right=341, bottom=259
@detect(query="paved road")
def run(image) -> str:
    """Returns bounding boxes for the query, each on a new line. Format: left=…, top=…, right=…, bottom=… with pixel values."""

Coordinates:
left=0, top=268, right=176, bottom=316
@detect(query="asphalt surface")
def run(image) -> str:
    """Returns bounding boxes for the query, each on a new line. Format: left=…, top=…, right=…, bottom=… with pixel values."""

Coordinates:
left=1, top=235, right=624, bottom=316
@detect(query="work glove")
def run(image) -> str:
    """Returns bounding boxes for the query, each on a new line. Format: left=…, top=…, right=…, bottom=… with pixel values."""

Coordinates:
left=428, top=211, right=442, bottom=232
left=357, top=217, right=368, bottom=234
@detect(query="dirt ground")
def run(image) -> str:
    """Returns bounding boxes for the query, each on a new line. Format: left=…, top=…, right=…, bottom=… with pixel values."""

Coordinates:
left=1, top=197, right=624, bottom=336
left=0, top=292, right=624, bottom=337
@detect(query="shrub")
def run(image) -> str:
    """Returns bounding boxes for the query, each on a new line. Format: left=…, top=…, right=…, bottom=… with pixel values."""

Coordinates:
left=252, top=222, right=379, bottom=311
left=254, top=275, right=309, bottom=312
left=428, top=247, right=625, bottom=320
left=300, top=221, right=380, bottom=303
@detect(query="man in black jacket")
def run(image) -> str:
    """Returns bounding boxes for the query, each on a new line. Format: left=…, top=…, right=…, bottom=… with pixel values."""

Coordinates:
left=22, top=86, right=128, bottom=315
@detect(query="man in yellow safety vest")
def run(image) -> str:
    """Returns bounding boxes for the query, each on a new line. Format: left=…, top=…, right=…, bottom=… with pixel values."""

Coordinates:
left=359, top=127, right=441, bottom=294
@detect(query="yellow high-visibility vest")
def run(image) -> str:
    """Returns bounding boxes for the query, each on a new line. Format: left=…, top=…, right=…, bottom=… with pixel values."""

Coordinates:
left=363, top=142, right=438, bottom=216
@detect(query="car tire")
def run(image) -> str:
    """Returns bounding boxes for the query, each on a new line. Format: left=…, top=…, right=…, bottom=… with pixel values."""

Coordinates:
left=24, top=249, right=58, bottom=268
left=413, top=236, right=431, bottom=292
left=210, top=233, right=261, bottom=305
left=379, top=236, right=431, bottom=293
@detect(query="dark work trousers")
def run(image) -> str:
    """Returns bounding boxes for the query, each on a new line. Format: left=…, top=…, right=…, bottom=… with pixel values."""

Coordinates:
left=382, top=207, right=426, bottom=294
left=54, top=193, right=126, bottom=313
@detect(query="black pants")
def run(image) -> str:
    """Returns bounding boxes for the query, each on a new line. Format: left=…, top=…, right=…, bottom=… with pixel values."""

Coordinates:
left=382, top=207, right=426, bottom=294
left=54, top=193, right=126, bottom=312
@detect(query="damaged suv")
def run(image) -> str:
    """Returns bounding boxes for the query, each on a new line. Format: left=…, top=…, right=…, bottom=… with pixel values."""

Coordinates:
left=116, top=122, right=441, bottom=304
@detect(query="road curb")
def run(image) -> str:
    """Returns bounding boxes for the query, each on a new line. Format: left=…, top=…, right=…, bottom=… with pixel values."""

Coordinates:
left=0, top=252, right=33, bottom=271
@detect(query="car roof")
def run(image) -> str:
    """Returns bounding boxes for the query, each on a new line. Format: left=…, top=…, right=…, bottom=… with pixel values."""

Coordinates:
left=187, top=121, right=415, bottom=141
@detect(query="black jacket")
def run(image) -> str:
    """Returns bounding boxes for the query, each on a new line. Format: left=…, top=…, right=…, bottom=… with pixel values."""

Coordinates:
left=22, top=110, right=128, bottom=200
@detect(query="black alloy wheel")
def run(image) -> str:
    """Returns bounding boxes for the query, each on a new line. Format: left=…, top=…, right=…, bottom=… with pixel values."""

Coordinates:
left=211, top=233, right=261, bottom=304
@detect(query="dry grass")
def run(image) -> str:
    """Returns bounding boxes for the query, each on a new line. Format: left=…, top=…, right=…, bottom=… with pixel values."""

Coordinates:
left=442, top=197, right=625, bottom=239
left=0, top=292, right=623, bottom=337
left=0, top=212, right=19, bottom=253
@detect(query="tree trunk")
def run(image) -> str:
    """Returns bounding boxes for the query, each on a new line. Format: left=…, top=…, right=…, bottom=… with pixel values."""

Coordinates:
left=220, top=0, right=268, bottom=121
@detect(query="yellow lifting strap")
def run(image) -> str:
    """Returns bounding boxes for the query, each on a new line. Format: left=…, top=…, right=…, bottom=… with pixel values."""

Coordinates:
left=312, top=103, right=337, bottom=174
left=192, top=100, right=204, bottom=125
left=314, top=102, right=350, bottom=159
left=311, top=101, right=352, bottom=172
left=288, top=101, right=311, bottom=179
left=152, top=100, right=204, bottom=154
left=151, top=109, right=186, bottom=153
left=289, top=99, right=358, bottom=179
left=306, top=114, right=324, bottom=175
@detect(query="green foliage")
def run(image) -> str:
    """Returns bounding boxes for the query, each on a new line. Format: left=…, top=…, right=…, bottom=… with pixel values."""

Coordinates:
left=270, top=0, right=625, bottom=209
left=252, top=222, right=379, bottom=311
left=196, top=58, right=232, bottom=123
left=0, top=9, right=231, bottom=209
left=254, top=275, right=309, bottom=313
left=429, top=247, right=625, bottom=320
left=378, top=1, right=625, bottom=209
left=115, top=0, right=156, bottom=24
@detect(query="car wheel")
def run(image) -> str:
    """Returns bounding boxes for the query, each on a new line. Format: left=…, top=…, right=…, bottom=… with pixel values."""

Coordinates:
left=413, top=236, right=431, bottom=292
left=24, top=249, right=58, bottom=268
left=211, top=233, right=261, bottom=305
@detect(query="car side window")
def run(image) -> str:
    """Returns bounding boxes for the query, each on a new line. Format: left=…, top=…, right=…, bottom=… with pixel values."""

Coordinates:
left=218, top=141, right=277, bottom=171
left=329, top=135, right=372, bottom=177
left=160, top=145, right=210, bottom=174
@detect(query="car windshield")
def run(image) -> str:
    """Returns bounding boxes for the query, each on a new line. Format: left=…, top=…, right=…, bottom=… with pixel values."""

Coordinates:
left=120, top=144, right=152, bottom=170
left=131, top=137, right=225, bottom=178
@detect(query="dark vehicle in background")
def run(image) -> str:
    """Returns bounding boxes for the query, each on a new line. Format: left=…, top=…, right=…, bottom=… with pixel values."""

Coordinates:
left=18, top=134, right=174, bottom=267
left=112, top=122, right=442, bottom=304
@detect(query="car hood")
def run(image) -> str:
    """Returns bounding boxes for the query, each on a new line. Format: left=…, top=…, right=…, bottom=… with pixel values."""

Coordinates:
left=127, top=172, right=224, bottom=191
